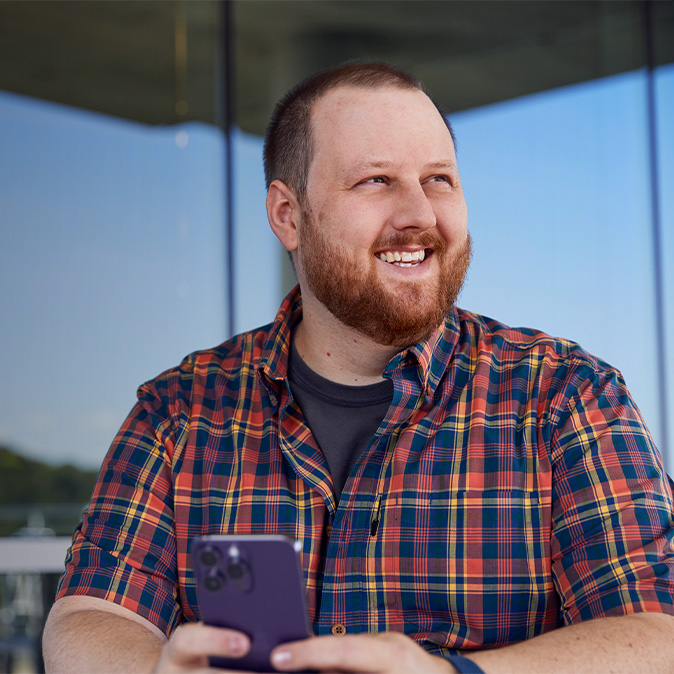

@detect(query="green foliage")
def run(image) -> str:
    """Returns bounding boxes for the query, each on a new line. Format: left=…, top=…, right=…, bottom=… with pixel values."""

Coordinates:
left=0, top=446, right=99, bottom=536
left=0, top=447, right=98, bottom=505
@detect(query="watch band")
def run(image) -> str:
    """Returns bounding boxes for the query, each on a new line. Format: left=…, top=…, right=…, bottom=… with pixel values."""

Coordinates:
left=448, top=655, right=486, bottom=674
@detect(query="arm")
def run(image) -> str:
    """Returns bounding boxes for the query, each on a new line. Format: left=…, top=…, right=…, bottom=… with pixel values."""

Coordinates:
left=43, top=596, right=165, bottom=673
left=43, top=596, right=251, bottom=674
left=468, top=612, right=674, bottom=673
left=267, top=612, right=674, bottom=673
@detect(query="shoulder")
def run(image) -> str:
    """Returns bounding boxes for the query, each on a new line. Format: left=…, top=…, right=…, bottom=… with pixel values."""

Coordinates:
left=454, top=307, right=614, bottom=376
left=135, top=323, right=274, bottom=411
left=451, top=307, right=628, bottom=408
left=184, top=322, right=274, bottom=377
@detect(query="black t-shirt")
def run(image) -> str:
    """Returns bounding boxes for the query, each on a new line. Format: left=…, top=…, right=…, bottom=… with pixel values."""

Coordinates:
left=287, top=339, right=393, bottom=502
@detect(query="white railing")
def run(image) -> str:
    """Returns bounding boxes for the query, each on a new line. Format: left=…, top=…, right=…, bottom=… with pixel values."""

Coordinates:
left=0, top=537, right=71, bottom=574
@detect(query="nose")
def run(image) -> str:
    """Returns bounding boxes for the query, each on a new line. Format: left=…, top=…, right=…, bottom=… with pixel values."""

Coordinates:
left=388, top=181, right=437, bottom=231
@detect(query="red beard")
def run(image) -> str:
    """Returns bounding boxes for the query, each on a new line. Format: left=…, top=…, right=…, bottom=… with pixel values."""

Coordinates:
left=298, top=212, right=472, bottom=348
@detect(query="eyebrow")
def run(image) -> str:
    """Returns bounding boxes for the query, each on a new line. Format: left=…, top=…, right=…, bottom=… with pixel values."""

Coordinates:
left=345, top=159, right=457, bottom=177
left=348, top=160, right=395, bottom=173
left=424, top=160, right=458, bottom=171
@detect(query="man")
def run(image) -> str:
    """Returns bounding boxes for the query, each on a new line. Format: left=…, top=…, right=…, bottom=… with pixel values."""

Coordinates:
left=43, top=63, right=674, bottom=673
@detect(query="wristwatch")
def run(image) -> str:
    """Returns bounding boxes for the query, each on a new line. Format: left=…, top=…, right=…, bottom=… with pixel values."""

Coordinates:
left=448, top=654, right=486, bottom=674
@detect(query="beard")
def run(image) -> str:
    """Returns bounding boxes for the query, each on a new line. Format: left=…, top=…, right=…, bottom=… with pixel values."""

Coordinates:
left=297, top=210, right=472, bottom=348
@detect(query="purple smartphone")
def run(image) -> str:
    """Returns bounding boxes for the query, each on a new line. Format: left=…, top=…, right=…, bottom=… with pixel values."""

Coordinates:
left=192, top=534, right=312, bottom=672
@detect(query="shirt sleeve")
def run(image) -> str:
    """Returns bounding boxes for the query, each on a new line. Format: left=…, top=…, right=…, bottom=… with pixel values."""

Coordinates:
left=55, top=375, right=184, bottom=637
left=550, top=361, right=674, bottom=624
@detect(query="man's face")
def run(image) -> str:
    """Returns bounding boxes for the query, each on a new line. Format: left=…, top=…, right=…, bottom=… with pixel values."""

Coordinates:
left=295, top=85, right=471, bottom=348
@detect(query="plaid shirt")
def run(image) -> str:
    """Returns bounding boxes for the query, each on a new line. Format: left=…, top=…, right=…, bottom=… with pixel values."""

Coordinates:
left=57, top=287, right=674, bottom=654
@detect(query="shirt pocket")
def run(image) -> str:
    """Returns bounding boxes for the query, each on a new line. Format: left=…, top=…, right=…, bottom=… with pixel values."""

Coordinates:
left=380, top=488, right=556, bottom=648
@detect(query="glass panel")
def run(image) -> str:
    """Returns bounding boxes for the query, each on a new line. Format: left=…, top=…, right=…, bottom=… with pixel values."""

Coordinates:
left=0, top=92, right=227, bottom=469
left=232, top=128, right=283, bottom=333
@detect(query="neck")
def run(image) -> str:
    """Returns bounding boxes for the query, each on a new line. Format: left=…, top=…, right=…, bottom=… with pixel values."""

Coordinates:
left=293, top=292, right=400, bottom=386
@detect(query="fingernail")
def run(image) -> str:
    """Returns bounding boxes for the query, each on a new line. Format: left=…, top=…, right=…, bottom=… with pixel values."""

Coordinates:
left=229, top=635, right=247, bottom=656
left=271, top=649, right=292, bottom=669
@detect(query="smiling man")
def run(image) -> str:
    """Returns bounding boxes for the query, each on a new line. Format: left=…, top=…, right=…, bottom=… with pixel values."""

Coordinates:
left=269, top=80, right=472, bottom=379
left=44, top=63, right=674, bottom=674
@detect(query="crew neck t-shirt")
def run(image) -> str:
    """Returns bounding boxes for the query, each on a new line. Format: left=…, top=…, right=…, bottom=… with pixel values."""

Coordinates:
left=287, top=339, right=393, bottom=501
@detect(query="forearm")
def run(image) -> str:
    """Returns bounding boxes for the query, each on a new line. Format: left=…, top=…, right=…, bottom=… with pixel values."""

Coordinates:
left=466, top=612, right=674, bottom=674
left=43, top=606, right=165, bottom=673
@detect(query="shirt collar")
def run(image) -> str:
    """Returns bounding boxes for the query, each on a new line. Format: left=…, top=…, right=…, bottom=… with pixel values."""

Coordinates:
left=258, top=285, right=461, bottom=407
left=383, top=308, right=461, bottom=402
left=258, top=285, right=303, bottom=405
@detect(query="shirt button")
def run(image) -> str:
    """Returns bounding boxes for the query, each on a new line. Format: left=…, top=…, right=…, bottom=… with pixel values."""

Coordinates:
left=425, top=383, right=432, bottom=397
left=325, top=525, right=333, bottom=539
left=331, top=623, right=347, bottom=636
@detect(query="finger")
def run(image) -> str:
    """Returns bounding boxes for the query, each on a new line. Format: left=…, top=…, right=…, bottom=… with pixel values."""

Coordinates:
left=166, top=622, right=250, bottom=666
left=271, top=634, right=394, bottom=672
left=173, top=667, right=257, bottom=674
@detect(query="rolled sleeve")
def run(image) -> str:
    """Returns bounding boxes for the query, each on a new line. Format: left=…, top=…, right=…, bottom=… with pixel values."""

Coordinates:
left=56, top=388, right=183, bottom=637
left=550, top=364, right=674, bottom=624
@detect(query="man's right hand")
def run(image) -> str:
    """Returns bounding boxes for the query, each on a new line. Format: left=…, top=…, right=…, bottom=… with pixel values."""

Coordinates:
left=153, top=622, right=251, bottom=673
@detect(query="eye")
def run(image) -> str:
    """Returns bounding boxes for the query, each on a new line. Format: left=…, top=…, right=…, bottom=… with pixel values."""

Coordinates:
left=427, top=175, right=451, bottom=184
left=360, top=176, right=388, bottom=185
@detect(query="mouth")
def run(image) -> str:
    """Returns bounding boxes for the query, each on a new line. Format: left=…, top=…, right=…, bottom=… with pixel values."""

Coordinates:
left=375, top=248, right=430, bottom=268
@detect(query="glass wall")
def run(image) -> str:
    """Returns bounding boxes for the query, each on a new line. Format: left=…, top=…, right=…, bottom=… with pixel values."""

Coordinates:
left=0, top=1, right=671, bottom=671
left=0, top=97, right=227, bottom=469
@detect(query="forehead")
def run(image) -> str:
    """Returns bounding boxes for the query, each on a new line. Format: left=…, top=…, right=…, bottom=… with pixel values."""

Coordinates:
left=308, top=85, right=455, bottom=173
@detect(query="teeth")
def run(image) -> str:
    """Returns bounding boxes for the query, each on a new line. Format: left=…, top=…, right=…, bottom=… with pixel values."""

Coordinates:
left=377, top=249, right=426, bottom=265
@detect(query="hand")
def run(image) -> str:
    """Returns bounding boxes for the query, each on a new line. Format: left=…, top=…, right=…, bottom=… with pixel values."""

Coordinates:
left=270, top=632, right=456, bottom=673
left=152, top=622, right=251, bottom=673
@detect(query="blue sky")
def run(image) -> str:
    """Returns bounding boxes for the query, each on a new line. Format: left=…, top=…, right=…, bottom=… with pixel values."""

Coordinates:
left=0, top=65, right=672, bottom=469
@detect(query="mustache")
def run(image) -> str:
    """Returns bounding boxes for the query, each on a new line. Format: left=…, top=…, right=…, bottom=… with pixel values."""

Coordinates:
left=370, top=230, right=448, bottom=253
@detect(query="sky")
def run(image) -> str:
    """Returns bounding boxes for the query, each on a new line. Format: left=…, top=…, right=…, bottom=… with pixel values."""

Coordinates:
left=0, top=64, right=672, bottom=470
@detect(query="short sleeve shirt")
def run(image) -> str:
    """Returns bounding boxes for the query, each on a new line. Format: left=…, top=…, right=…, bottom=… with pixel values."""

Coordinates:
left=56, top=286, right=674, bottom=654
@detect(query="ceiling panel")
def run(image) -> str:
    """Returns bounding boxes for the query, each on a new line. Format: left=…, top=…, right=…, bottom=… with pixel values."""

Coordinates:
left=0, top=0, right=671, bottom=135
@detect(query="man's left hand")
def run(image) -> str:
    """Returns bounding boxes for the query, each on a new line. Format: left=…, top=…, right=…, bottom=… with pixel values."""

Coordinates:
left=270, top=632, right=455, bottom=673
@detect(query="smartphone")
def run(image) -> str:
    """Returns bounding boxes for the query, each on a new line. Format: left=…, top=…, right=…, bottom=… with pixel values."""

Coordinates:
left=192, top=534, right=313, bottom=672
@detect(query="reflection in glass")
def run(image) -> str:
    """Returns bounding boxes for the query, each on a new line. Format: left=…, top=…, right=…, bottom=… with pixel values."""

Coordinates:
left=0, top=93, right=227, bottom=469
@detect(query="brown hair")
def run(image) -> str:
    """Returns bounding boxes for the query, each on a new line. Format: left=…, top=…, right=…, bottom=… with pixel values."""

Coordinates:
left=263, top=62, right=456, bottom=203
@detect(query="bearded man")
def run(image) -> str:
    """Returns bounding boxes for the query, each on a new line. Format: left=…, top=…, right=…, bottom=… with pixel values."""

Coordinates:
left=44, top=63, right=674, bottom=674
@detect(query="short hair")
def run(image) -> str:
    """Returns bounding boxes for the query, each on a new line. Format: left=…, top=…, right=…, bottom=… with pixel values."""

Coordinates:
left=263, top=62, right=456, bottom=203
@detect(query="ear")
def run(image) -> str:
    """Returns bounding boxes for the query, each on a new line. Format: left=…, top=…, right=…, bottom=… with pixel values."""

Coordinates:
left=266, top=180, right=301, bottom=252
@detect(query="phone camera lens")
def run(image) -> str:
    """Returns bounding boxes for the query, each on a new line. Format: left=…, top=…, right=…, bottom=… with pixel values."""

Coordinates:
left=200, top=548, right=220, bottom=568
left=227, top=562, right=244, bottom=580
left=226, top=560, right=252, bottom=592
left=205, top=572, right=224, bottom=592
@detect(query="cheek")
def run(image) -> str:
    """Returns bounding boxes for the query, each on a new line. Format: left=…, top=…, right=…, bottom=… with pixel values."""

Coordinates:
left=436, top=200, right=467, bottom=237
left=321, top=208, right=382, bottom=248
